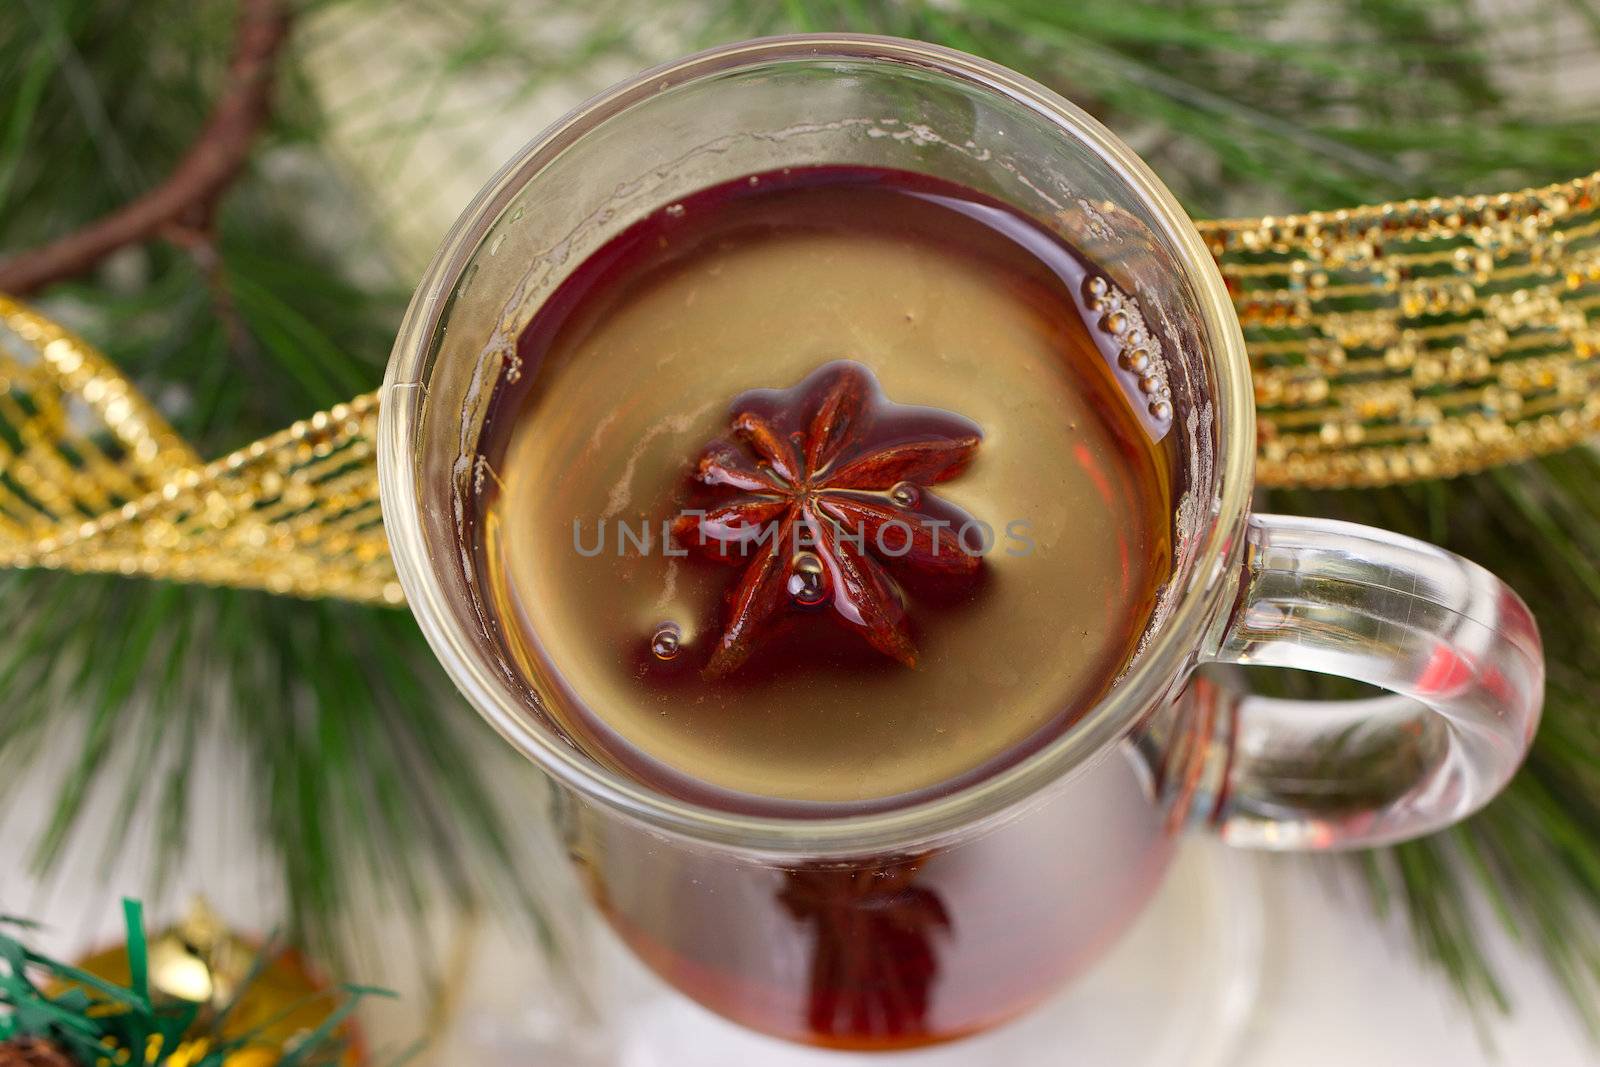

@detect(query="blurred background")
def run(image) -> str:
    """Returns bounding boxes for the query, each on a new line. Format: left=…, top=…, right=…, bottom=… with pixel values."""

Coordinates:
left=1, top=1, right=1599, bottom=1063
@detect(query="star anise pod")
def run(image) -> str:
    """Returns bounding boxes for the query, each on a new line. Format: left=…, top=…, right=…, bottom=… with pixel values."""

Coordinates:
left=671, top=361, right=984, bottom=677
left=777, top=857, right=952, bottom=1041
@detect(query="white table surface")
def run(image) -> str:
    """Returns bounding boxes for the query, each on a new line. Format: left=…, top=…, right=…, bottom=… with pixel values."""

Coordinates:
left=1, top=728, right=1593, bottom=1066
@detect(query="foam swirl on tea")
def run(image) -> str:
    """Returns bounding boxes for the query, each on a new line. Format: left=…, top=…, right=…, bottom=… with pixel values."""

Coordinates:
left=471, top=166, right=1175, bottom=813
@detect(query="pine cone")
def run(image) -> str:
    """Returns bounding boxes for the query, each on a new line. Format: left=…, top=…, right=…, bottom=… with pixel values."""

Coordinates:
left=0, top=1038, right=79, bottom=1067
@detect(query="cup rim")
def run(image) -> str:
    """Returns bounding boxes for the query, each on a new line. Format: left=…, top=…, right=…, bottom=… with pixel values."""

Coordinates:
left=378, top=32, right=1256, bottom=856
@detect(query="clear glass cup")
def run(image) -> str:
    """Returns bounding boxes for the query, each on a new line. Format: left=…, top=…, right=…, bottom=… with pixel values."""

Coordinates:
left=377, top=35, right=1544, bottom=1050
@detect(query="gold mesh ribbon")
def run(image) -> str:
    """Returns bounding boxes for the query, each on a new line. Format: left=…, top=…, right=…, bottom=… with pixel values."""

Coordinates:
left=1210, top=171, right=1600, bottom=486
left=0, top=297, right=397, bottom=604
left=2, top=170, right=1597, bottom=604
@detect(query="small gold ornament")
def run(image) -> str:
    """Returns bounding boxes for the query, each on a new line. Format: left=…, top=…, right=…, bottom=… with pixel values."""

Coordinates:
left=0, top=169, right=1596, bottom=599
left=60, top=900, right=360, bottom=1067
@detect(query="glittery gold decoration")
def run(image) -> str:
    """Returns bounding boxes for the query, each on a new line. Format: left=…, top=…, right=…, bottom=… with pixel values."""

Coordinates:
left=1205, top=171, right=1600, bottom=487
left=0, top=295, right=397, bottom=604
left=1, top=171, right=1596, bottom=600
left=60, top=900, right=360, bottom=1066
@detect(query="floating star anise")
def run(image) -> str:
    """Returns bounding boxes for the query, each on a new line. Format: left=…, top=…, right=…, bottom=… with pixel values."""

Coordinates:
left=671, top=360, right=984, bottom=677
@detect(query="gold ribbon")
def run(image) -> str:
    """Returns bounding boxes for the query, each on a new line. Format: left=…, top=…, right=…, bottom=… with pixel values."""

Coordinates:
left=2, top=170, right=1597, bottom=604
left=0, top=296, right=393, bottom=603
left=1209, top=170, right=1600, bottom=486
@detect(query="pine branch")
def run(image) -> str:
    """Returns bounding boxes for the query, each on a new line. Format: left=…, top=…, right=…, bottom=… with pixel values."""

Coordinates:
left=0, top=0, right=562, bottom=981
left=0, top=0, right=289, bottom=296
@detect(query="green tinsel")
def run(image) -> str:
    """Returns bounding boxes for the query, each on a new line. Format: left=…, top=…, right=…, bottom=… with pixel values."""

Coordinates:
left=0, top=901, right=387, bottom=1066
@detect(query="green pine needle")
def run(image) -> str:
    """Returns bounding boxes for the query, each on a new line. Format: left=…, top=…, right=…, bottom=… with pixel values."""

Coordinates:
left=0, top=0, right=559, bottom=977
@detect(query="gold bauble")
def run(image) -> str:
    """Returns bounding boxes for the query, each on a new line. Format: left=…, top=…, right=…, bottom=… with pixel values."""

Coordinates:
left=60, top=900, right=361, bottom=1066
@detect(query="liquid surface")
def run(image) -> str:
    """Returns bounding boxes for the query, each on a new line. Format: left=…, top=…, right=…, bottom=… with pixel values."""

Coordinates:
left=474, top=166, right=1174, bottom=812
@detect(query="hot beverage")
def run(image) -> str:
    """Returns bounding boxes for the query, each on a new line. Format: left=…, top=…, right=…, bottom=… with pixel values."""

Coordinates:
left=472, top=166, right=1176, bottom=815
left=383, top=39, right=1542, bottom=1054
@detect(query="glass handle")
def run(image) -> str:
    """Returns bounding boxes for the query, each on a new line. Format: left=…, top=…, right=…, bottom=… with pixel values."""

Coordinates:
left=1198, top=513, right=1543, bottom=850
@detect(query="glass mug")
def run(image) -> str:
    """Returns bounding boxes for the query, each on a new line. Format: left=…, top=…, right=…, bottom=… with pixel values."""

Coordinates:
left=377, top=35, right=1544, bottom=1051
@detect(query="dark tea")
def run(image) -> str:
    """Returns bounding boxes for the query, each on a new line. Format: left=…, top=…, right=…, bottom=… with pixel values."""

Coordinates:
left=474, top=166, right=1174, bottom=809
left=468, top=166, right=1180, bottom=1047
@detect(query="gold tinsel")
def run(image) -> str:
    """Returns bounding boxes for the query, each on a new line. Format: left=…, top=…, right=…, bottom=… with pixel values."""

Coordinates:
left=0, top=170, right=1596, bottom=603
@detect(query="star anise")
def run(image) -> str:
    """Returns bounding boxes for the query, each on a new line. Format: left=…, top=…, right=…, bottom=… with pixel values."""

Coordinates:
left=671, top=360, right=984, bottom=677
left=777, top=857, right=952, bottom=1041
